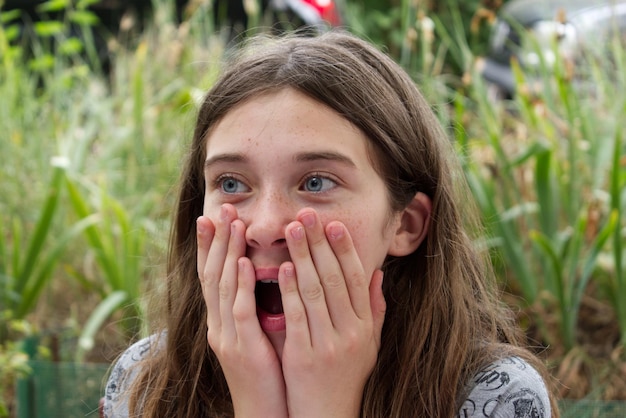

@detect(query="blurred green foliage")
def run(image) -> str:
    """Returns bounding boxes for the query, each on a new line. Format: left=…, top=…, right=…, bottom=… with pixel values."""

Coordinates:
left=345, top=0, right=506, bottom=76
left=1, top=0, right=625, bottom=409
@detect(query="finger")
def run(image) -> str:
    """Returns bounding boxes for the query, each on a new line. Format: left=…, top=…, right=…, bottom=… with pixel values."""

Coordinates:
left=369, top=269, right=386, bottom=346
left=219, top=218, right=247, bottom=341
left=232, top=257, right=267, bottom=344
left=197, top=216, right=215, bottom=278
left=197, top=215, right=217, bottom=322
left=278, top=261, right=311, bottom=347
left=326, top=221, right=371, bottom=321
left=285, top=221, right=333, bottom=337
left=203, top=204, right=237, bottom=334
left=298, top=210, right=353, bottom=327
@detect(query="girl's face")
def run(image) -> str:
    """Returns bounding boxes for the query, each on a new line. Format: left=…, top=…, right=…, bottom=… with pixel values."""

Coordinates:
left=202, top=88, right=404, bottom=355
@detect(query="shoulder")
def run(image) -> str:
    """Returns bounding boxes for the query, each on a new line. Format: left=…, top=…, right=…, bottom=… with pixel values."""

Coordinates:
left=458, top=356, right=552, bottom=418
left=103, top=332, right=165, bottom=418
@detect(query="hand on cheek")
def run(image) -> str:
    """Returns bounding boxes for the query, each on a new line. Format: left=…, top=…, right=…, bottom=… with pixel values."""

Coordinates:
left=279, top=209, right=386, bottom=418
left=197, top=205, right=288, bottom=418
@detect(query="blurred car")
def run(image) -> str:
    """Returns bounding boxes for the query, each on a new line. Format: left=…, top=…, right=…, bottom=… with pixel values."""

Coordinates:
left=479, top=0, right=626, bottom=99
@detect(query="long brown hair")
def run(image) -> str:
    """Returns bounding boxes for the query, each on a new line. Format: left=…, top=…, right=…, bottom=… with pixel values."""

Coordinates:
left=129, top=31, right=558, bottom=417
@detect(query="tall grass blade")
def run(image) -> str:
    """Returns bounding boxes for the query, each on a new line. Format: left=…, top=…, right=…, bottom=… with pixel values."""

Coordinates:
left=76, top=290, right=128, bottom=362
left=534, top=149, right=558, bottom=239
left=15, top=215, right=99, bottom=318
left=465, top=170, right=538, bottom=303
left=609, top=125, right=625, bottom=345
left=66, top=177, right=120, bottom=289
left=15, top=164, right=65, bottom=295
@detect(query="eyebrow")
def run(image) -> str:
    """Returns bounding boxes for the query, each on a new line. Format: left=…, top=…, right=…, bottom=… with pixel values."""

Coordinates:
left=204, top=153, right=248, bottom=170
left=294, top=151, right=356, bottom=167
left=204, top=151, right=356, bottom=169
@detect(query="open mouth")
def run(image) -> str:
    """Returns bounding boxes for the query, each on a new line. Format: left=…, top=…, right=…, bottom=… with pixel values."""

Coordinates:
left=255, top=280, right=284, bottom=315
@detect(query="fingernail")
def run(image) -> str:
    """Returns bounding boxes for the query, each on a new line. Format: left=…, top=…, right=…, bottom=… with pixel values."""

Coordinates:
left=301, top=212, right=315, bottom=228
left=220, top=205, right=228, bottom=222
left=290, top=225, right=304, bottom=240
left=328, top=224, right=344, bottom=240
left=238, top=258, right=247, bottom=272
left=197, top=218, right=207, bottom=235
left=284, top=264, right=294, bottom=277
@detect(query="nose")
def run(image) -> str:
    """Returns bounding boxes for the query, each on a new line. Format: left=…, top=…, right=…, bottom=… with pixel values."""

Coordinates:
left=243, top=191, right=293, bottom=250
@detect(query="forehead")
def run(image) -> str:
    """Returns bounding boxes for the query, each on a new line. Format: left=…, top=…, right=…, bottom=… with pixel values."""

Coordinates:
left=204, top=88, right=374, bottom=165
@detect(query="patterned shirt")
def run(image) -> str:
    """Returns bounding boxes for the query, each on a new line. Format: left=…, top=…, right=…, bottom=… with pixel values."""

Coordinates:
left=459, top=356, right=551, bottom=417
left=104, top=335, right=551, bottom=418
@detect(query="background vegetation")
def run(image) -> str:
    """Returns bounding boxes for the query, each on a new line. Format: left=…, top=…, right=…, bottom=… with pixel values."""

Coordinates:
left=1, top=0, right=624, bottom=415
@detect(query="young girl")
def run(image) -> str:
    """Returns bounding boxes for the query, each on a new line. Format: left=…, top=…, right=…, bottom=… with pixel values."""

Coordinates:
left=103, top=31, right=559, bottom=417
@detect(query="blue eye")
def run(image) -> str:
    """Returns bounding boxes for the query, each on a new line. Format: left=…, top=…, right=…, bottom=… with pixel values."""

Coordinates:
left=303, top=175, right=336, bottom=193
left=219, top=177, right=248, bottom=194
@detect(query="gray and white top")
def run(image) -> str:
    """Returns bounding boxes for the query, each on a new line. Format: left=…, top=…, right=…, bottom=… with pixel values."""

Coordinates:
left=458, top=356, right=551, bottom=417
left=104, top=335, right=552, bottom=418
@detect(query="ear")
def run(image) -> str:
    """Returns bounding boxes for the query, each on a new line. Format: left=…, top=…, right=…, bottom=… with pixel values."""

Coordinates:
left=388, top=192, right=432, bottom=257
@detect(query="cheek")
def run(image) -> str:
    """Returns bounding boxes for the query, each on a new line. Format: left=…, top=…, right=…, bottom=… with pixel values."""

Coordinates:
left=323, top=210, right=392, bottom=271
left=202, top=194, right=221, bottom=220
left=351, top=224, right=391, bottom=271
left=202, top=199, right=211, bottom=217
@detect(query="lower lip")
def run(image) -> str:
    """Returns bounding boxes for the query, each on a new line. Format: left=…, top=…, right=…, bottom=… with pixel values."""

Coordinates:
left=257, top=308, right=286, bottom=332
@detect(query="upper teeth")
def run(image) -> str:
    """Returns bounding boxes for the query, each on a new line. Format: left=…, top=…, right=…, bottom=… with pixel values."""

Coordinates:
left=260, top=279, right=278, bottom=284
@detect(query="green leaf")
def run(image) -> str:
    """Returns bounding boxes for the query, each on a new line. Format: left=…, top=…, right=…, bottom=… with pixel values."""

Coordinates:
left=529, top=230, right=564, bottom=298
left=36, top=0, right=70, bottom=13
left=11, top=219, right=21, bottom=285
left=28, top=54, right=55, bottom=72
left=511, top=141, right=549, bottom=167
left=33, top=21, right=65, bottom=37
left=16, top=214, right=99, bottom=318
left=76, top=290, right=129, bottom=362
left=1, top=9, right=22, bottom=24
left=2, top=24, right=20, bottom=42
left=580, top=211, right=618, bottom=288
left=77, top=0, right=103, bottom=10
left=15, top=165, right=65, bottom=295
left=0, top=217, right=6, bottom=277
left=535, top=148, right=558, bottom=238
left=66, top=177, right=122, bottom=290
left=466, top=169, right=537, bottom=303
left=69, top=10, right=100, bottom=26
left=608, top=120, right=626, bottom=345
left=59, top=37, right=84, bottom=55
